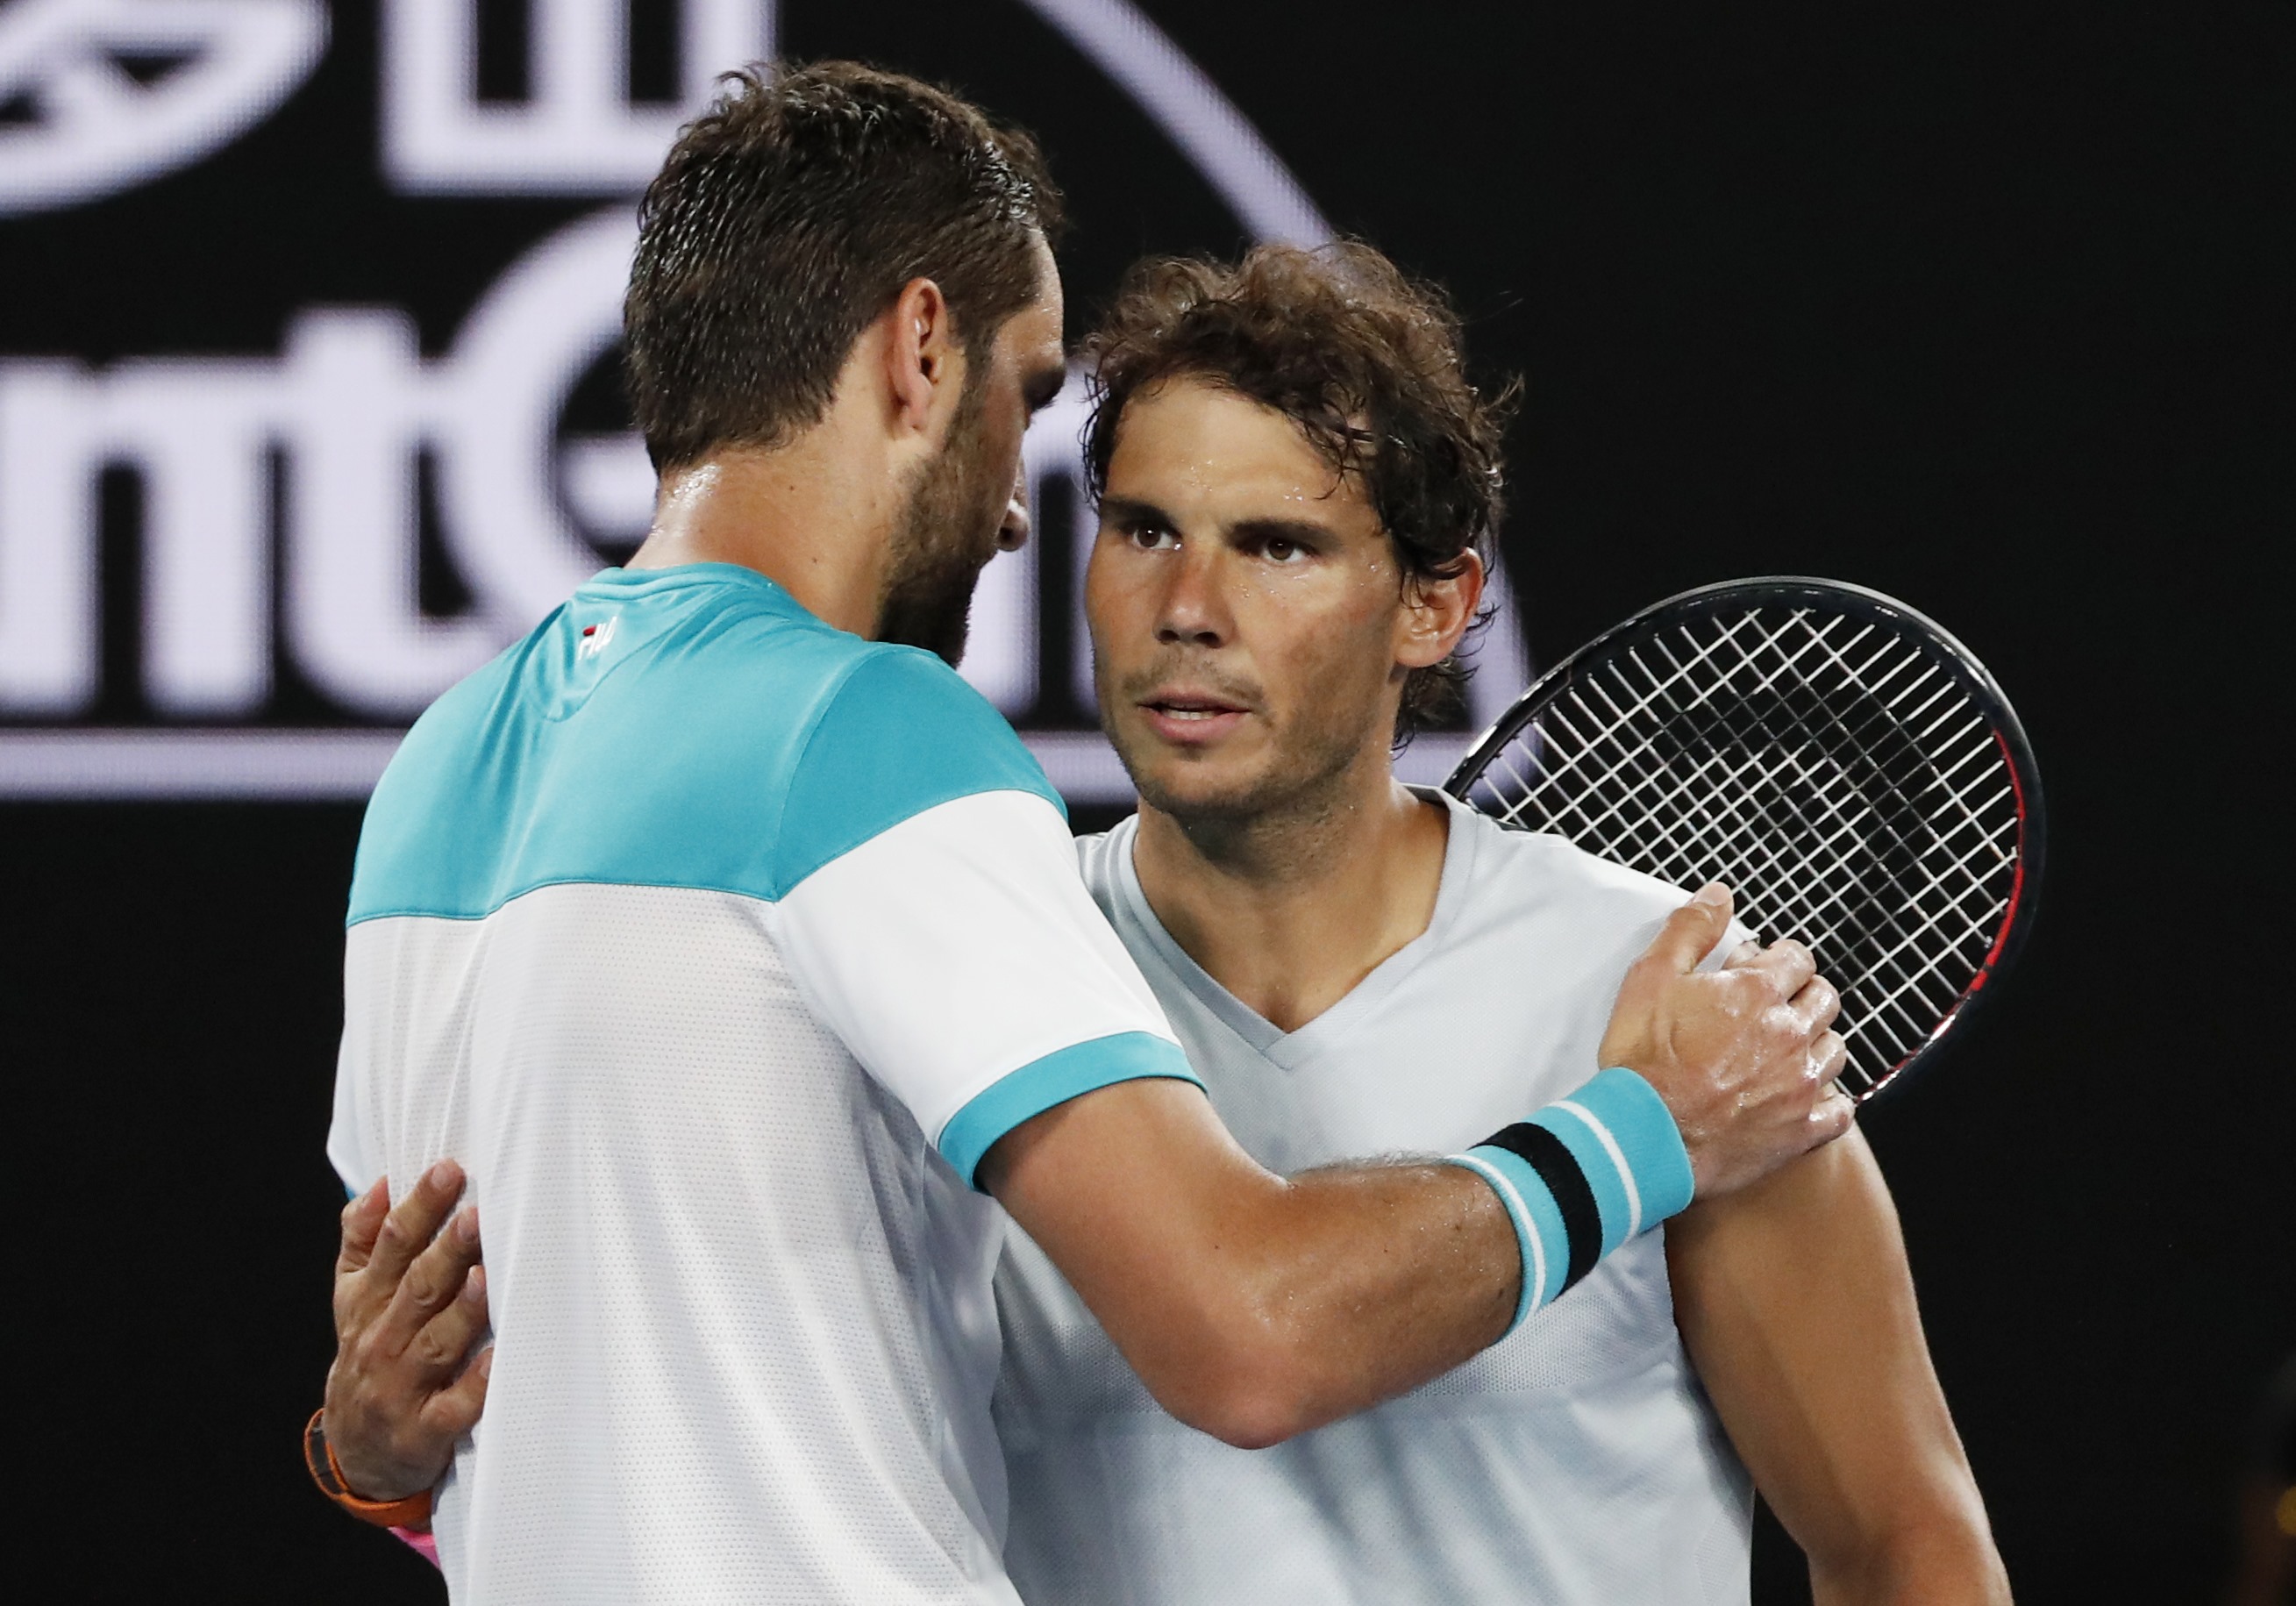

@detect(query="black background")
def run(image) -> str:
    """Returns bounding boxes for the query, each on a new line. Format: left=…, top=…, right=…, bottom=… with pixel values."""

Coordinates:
left=3, top=3, right=2285, bottom=1599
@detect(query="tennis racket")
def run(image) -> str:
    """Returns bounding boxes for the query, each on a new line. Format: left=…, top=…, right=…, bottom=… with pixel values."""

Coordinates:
left=1445, top=577, right=2043, bottom=1102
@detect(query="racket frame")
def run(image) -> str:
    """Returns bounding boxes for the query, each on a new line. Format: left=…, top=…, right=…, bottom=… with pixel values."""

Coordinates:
left=1444, top=575, right=2046, bottom=1099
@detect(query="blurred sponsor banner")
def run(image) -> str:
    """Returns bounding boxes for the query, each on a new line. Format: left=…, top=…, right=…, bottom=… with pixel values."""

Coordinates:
left=0, top=0, right=1524, bottom=800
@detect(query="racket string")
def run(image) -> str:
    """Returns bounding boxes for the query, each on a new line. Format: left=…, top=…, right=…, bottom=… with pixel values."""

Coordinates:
left=1462, top=604, right=2021, bottom=1097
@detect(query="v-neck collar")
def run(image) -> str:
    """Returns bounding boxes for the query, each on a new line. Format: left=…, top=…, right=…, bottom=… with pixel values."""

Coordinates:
left=1109, top=788, right=1484, bottom=1071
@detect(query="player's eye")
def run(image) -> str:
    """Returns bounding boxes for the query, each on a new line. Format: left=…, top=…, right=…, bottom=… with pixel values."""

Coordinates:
left=1127, top=523, right=1178, bottom=551
left=1249, top=532, right=1316, bottom=564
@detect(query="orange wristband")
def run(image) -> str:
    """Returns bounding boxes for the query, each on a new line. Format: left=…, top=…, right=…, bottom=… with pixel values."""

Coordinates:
left=303, top=1409, right=433, bottom=1530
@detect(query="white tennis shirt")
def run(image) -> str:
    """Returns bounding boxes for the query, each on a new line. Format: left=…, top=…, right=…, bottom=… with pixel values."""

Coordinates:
left=995, top=795, right=1755, bottom=1605
left=327, top=565, right=1195, bottom=1605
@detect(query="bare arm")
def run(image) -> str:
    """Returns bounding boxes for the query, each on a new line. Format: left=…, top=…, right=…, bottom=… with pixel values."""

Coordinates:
left=983, top=889, right=1854, bottom=1450
left=315, top=889, right=1853, bottom=1482
left=1665, top=1130, right=2010, bottom=1605
left=982, top=1076, right=1515, bottom=1446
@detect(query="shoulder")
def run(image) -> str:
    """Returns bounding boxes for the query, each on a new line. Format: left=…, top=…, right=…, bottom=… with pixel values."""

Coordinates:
left=1459, top=803, right=1691, bottom=914
left=774, top=644, right=1065, bottom=889
left=796, top=643, right=1045, bottom=781
left=1448, top=805, right=1694, bottom=966
left=354, top=589, right=1060, bottom=917
left=1066, top=817, right=1135, bottom=926
left=353, top=636, right=533, bottom=919
left=569, top=599, right=1061, bottom=882
left=372, top=637, right=524, bottom=788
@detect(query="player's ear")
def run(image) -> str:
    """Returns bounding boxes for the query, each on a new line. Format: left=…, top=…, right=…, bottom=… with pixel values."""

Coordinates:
left=882, top=277, right=958, bottom=436
left=1394, top=547, right=1486, bottom=670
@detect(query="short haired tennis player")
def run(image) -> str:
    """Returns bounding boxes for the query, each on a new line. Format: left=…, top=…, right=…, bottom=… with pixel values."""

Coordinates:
left=307, top=65, right=1856, bottom=1603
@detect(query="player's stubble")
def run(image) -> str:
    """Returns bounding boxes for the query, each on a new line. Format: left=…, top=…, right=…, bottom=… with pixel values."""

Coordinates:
left=1099, top=643, right=1373, bottom=833
left=877, top=370, right=1008, bottom=667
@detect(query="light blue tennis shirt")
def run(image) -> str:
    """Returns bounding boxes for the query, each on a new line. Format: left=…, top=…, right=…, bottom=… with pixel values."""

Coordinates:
left=327, top=565, right=1196, bottom=1606
left=995, top=796, right=1756, bottom=1606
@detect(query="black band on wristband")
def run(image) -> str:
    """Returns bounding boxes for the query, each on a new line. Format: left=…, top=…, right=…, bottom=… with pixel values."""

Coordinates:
left=1480, top=1121, right=1601, bottom=1293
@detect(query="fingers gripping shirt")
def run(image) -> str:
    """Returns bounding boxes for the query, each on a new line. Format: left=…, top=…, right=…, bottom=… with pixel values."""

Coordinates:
left=328, top=565, right=1192, bottom=1606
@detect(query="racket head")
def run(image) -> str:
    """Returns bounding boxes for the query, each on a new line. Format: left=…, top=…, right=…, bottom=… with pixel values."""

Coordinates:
left=1446, top=576, right=2044, bottom=1102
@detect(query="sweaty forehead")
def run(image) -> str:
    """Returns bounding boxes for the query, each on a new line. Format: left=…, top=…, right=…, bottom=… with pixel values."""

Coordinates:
left=1012, top=236, right=1064, bottom=344
left=1109, top=377, right=1378, bottom=529
left=1001, top=292, right=1066, bottom=387
left=983, top=234, right=1065, bottom=368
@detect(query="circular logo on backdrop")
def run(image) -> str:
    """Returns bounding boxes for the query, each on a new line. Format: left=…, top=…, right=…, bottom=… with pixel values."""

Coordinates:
left=0, top=0, right=327, bottom=214
left=0, top=0, right=1527, bottom=798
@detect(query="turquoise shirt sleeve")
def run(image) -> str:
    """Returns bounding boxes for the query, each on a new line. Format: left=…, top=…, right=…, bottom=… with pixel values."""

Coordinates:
left=774, top=646, right=1066, bottom=894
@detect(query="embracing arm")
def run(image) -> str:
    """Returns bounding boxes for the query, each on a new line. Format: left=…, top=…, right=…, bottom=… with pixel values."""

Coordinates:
left=1665, top=1130, right=2010, bottom=1605
left=985, top=889, right=1856, bottom=1450
left=313, top=890, right=1853, bottom=1484
left=983, top=1077, right=1515, bottom=1446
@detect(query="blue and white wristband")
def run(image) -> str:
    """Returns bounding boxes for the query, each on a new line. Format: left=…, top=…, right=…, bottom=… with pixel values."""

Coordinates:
left=1444, top=1066, right=1697, bottom=1335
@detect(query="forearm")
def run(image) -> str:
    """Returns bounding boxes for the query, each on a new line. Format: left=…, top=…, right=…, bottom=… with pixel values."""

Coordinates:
left=1808, top=1514, right=2010, bottom=1606
left=1233, top=1064, right=1700, bottom=1434
left=992, top=1067, right=1693, bottom=1446
left=1670, top=1133, right=2008, bottom=1604
left=1116, top=1157, right=1520, bottom=1445
left=992, top=1076, right=1519, bottom=1443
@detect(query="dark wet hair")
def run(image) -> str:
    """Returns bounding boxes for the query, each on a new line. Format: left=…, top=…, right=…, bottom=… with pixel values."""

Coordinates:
left=1082, top=241, right=1513, bottom=741
left=625, top=61, right=1065, bottom=471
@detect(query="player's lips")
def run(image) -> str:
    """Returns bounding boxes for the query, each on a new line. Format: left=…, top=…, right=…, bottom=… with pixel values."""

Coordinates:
left=1137, top=687, right=1252, bottom=745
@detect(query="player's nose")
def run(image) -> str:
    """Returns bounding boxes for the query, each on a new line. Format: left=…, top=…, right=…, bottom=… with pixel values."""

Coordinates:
left=1152, top=547, right=1232, bottom=647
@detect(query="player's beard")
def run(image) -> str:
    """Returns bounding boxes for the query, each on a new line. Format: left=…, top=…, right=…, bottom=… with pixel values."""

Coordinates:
left=877, top=376, right=1005, bottom=667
